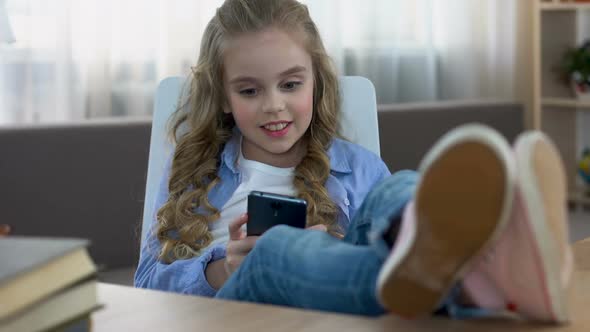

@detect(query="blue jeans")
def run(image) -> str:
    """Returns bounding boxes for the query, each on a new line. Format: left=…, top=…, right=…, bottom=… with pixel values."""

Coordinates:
left=215, top=170, right=418, bottom=316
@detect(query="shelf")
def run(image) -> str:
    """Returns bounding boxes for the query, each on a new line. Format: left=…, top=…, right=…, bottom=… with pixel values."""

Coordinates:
left=569, top=190, right=590, bottom=206
left=540, top=2, right=590, bottom=10
left=542, top=98, right=590, bottom=110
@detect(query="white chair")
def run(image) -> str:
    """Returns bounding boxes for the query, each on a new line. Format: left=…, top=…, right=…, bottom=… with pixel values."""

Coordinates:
left=141, top=76, right=380, bottom=244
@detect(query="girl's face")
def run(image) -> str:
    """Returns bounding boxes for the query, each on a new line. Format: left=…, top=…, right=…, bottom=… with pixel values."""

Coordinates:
left=223, top=27, right=314, bottom=168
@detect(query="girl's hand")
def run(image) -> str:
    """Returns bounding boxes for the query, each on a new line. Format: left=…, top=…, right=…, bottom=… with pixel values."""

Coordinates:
left=224, top=214, right=259, bottom=276
left=307, top=224, right=327, bottom=232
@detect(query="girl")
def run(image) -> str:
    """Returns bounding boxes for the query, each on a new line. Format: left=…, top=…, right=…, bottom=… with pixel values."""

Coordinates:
left=135, top=0, right=572, bottom=323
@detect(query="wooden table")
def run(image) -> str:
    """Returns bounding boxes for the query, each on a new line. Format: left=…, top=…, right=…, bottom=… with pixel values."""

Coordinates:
left=92, top=238, right=590, bottom=331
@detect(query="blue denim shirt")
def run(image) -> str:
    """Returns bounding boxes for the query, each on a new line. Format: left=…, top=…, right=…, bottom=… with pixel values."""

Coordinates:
left=134, top=133, right=391, bottom=297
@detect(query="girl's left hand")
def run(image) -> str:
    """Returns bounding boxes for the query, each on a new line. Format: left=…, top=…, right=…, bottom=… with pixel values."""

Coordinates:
left=307, top=224, right=327, bottom=232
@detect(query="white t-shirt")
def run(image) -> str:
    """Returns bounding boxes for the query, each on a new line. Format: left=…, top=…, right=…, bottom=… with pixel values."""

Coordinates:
left=207, top=149, right=296, bottom=247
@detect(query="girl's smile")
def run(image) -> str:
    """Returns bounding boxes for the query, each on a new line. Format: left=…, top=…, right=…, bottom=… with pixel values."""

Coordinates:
left=260, top=121, right=292, bottom=138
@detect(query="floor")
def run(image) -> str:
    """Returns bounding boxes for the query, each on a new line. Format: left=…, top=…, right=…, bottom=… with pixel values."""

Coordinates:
left=100, top=209, right=590, bottom=287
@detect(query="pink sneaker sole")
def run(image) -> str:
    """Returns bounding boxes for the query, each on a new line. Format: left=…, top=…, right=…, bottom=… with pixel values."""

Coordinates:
left=377, top=124, right=516, bottom=318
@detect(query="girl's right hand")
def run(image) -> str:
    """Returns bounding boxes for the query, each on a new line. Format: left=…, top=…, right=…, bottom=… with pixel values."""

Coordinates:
left=224, top=213, right=259, bottom=276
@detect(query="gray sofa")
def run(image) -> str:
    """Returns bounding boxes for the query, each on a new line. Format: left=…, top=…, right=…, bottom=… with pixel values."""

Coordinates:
left=378, top=100, right=523, bottom=173
left=0, top=101, right=523, bottom=285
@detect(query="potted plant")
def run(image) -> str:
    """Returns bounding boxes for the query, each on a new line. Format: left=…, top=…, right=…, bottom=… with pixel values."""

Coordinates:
left=580, top=148, right=590, bottom=195
left=562, top=40, right=590, bottom=100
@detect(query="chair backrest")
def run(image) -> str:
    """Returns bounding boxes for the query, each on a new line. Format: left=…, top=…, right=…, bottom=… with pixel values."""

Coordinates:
left=141, top=76, right=379, bottom=243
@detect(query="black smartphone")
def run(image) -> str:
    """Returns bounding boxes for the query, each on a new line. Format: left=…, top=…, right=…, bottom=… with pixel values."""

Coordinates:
left=246, top=191, right=307, bottom=236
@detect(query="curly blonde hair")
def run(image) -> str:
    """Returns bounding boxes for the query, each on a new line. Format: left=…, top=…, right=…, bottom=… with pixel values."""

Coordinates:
left=156, top=0, right=341, bottom=263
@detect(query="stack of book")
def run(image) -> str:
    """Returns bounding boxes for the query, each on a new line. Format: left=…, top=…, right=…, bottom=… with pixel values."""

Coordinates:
left=0, top=237, right=99, bottom=332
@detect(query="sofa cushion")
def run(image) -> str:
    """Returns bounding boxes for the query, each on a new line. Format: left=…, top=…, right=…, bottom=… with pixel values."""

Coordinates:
left=377, top=100, right=524, bottom=173
left=0, top=118, right=151, bottom=270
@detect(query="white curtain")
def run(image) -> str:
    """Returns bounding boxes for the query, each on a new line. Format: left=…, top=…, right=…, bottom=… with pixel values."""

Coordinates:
left=0, top=0, right=525, bottom=124
left=305, top=0, right=524, bottom=103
